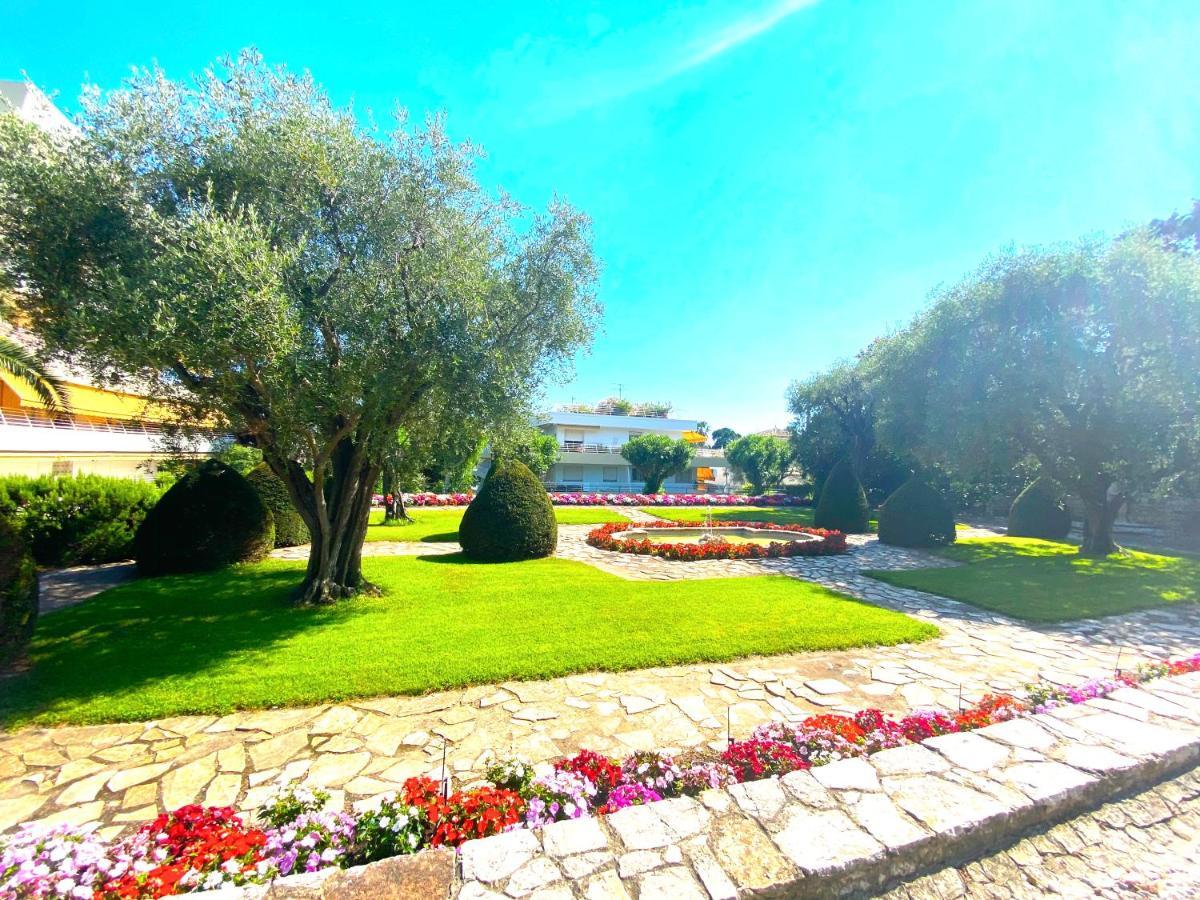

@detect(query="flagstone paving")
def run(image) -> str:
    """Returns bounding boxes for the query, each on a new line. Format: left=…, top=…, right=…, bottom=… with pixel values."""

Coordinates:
left=3, top=516, right=1199, bottom=843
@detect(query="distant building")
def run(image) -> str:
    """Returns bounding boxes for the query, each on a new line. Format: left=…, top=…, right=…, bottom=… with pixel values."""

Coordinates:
left=533, top=401, right=730, bottom=493
left=0, top=80, right=214, bottom=479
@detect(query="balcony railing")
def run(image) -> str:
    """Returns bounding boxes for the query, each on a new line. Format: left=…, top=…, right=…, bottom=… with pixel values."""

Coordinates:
left=0, top=408, right=168, bottom=434
left=559, top=441, right=725, bottom=459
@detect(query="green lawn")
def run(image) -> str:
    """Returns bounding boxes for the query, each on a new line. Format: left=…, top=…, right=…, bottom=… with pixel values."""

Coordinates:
left=2, top=555, right=936, bottom=727
left=866, top=537, right=1200, bottom=623
left=365, top=506, right=624, bottom=543
left=641, top=506, right=817, bottom=527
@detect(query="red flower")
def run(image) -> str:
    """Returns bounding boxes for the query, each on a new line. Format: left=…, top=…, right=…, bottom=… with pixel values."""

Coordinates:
left=721, top=739, right=809, bottom=782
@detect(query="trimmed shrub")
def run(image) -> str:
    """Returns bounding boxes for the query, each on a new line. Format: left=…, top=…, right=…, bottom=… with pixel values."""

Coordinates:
left=1008, top=478, right=1072, bottom=540
left=459, top=459, right=557, bottom=561
left=135, top=460, right=274, bottom=576
left=0, top=517, right=38, bottom=666
left=877, top=477, right=956, bottom=548
left=813, top=459, right=870, bottom=533
left=246, top=463, right=310, bottom=548
left=0, top=474, right=163, bottom=566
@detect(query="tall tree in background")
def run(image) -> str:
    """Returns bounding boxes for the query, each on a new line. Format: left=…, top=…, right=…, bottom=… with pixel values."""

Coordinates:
left=725, top=434, right=792, bottom=494
left=710, top=427, right=740, bottom=449
left=490, top=424, right=558, bottom=477
left=622, top=434, right=694, bottom=494
left=870, top=234, right=1200, bottom=556
left=0, top=53, right=599, bottom=603
left=787, top=363, right=877, bottom=475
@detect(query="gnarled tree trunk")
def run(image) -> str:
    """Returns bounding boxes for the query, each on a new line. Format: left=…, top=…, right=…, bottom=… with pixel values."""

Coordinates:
left=1078, top=475, right=1124, bottom=558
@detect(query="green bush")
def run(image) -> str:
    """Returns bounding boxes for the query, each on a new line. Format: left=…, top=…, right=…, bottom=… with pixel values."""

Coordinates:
left=135, top=460, right=274, bottom=576
left=813, top=459, right=870, bottom=533
left=0, top=517, right=38, bottom=666
left=246, top=463, right=310, bottom=548
left=0, top=475, right=163, bottom=566
left=1008, top=478, right=1072, bottom=541
left=877, top=477, right=956, bottom=548
left=459, top=459, right=557, bottom=561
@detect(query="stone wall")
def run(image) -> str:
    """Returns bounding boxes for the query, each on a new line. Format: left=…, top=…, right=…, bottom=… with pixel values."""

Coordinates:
left=199, top=672, right=1200, bottom=899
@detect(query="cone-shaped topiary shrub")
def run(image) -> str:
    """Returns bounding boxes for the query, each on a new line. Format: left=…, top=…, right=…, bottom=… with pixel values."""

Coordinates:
left=459, top=459, right=557, bottom=561
left=813, top=459, right=870, bottom=533
left=0, top=517, right=38, bottom=666
left=877, top=477, right=956, bottom=548
left=1008, top=477, right=1072, bottom=541
left=135, top=459, right=274, bottom=576
left=246, top=463, right=310, bottom=548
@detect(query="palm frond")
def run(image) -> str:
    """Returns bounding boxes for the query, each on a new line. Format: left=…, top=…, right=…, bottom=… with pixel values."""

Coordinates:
left=0, top=337, right=70, bottom=413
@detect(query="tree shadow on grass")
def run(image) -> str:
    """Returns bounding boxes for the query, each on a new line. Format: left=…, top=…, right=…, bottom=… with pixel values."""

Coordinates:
left=0, top=560, right=371, bottom=728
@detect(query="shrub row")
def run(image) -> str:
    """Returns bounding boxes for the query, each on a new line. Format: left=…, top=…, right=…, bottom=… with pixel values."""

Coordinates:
left=0, top=475, right=163, bottom=567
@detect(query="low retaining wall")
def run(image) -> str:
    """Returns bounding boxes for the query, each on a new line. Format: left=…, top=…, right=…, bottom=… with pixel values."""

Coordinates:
left=202, top=673, right=1200, bottom=899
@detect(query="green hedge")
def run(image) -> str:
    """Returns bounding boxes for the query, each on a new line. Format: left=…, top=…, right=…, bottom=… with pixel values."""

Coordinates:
left=877, top=477, right=956, bottom=548
left=1008, top=478, right=1072, bottom=541
left=0, top=474, right=163, bottom=567
left=0, top=516, right=38, bottom=666
left=246, top=464, right=310, bottom=548
left=813, top=459, right=870, bottom=533
left=135, top=460, right=274, bottom=576
left=459, top=459, right=557, bottom=561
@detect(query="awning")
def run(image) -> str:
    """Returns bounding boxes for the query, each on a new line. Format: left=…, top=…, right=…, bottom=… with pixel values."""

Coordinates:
left=1, top=375, right=174, bottom=422
left=682, top=430, right=707, bottom=444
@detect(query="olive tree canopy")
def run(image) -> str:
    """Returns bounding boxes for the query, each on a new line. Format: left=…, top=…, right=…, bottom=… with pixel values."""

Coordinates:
left=0, top=53, right=599, bottom=603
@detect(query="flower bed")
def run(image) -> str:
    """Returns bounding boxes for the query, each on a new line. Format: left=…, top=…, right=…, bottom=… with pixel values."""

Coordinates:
left=586, top=520, right=847, bottom=560
left=371, top=492, right=811, bottom=508
left=4, top=653, right=1198, bottom=898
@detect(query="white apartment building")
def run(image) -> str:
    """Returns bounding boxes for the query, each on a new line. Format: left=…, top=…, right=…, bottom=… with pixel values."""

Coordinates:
left=537, top=407, right=729, bottom=493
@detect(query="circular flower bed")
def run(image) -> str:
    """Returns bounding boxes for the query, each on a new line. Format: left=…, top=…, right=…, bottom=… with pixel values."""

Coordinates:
left=586, top=520, right=847, bottom=560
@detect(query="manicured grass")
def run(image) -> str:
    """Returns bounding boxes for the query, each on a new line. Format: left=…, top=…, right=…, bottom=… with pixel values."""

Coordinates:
left=641, top=506, right=817, bottom=527
left=865, top=537, right=1200, bottom=623
left=2, top=555, right=936, bottom=727
left=365, top=506, right=624, bottom=543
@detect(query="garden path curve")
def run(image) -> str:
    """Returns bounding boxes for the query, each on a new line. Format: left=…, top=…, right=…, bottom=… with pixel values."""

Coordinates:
left=3, top=517, right=1199, bottom=843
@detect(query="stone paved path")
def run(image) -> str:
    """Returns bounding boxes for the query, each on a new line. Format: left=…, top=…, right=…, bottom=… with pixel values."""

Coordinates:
left=886, top=767, right=1200, bottom=898
left=37, top=562, right=136, bottom=614
left=3, top=517, right=1199, bottom=843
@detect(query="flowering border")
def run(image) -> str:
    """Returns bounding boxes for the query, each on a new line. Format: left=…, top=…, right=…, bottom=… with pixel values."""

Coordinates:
left=372, top=492, right=811, bottom=508
left=585, top=520, right=848, bottom=560
left=4, top=653, right=1199, bottom=898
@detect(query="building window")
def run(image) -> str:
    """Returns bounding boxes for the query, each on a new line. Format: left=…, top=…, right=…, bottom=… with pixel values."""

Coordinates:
left=51, top=460, right=73, bottom=476
left=561, top=464, right=584, bottom=482
left=602, top=466, right=619, bottom=482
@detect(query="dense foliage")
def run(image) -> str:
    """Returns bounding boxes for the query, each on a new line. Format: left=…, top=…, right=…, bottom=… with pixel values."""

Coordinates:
left=459, top=460, right=557, bottom=561
left=0, top=517, right=37, bottom=666
left=0, top=51, right=598, bottom=603
left=866, top=234, right=1200, bottom=555
left=710, top=427, right=740, bottom=449
left=620, top=434, right=695, bottom=494
left=813, top=459, right=870, bottom=533
left=490, top=425, right=559, bottom=477
left=725, top=434, right=792, bottom=494
left=1007, top=478, right=1072, bottom=541
left=135, top=460, right=274, bottom=575
left=876, top=477, right=956, bottom=548
left=246, top=463, right=311, bottom=548
left=0, top=474, right=162, bottom=566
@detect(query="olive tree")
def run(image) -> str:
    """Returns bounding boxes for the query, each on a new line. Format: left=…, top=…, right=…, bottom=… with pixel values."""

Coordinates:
left=0, top=54, right=599, bottom=603
left=622, top=434, right=694, bottom=494
left=870, top=233, right=1200, bottom=556
left=725, top=434, right=793, bottom=494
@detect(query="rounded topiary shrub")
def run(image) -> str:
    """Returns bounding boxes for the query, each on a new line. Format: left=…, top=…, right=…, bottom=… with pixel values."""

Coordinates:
left=135, top=459, right=274, bottom=576
left=877, top=477, right=956, bottom=548
left=813, top=459, right=870, bottom=533
left=1008, top=478, right=1072, bottom=541
left=0, top=517, right=38, bottom=666
left=459, top=459, right=557, bottom=562
left=246, top=463, right=310, bottom=548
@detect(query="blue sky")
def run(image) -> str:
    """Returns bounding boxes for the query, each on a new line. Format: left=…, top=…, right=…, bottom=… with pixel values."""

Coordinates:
left=4, top=1, right=1199, bottom=433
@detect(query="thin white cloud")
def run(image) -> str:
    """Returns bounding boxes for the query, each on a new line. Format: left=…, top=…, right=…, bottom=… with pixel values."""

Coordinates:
left=678, top=0, right=821, bottom=74
left=506, top=0, right=821, bottom=123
